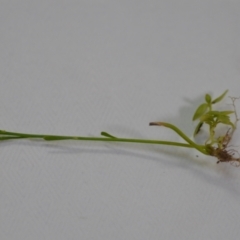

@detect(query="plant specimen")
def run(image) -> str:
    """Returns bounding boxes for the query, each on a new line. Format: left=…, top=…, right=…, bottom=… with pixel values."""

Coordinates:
left=0, top=90, right=239, bottom=165
left=150, top=90, right=240, bottom=165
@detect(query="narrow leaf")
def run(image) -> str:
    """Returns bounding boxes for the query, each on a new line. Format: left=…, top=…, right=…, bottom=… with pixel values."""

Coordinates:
left=101, top=132, right=117, bottom=138
left=211, top=90, right=228, bottom=104
left=194, top=122, right=203, bottom=136
left=218, top=119, right=235, bottom=128
left=204, top=110, right=234, bottom=117
left=192, top=103, right=208, bottom=121
left=218, top=111, right=235, bottom=115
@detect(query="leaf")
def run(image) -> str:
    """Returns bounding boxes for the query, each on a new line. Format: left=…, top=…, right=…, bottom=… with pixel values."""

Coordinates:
left=218, top=111, right=235, bottom=115
left=204, top=110, right=233, bottom=117
left=217, top=116, right=235, bottom=128
left=193, top=121, right=203, bottom=136
left=200, top=113, right=214, bottom=122
left=101, top=132, right=117, bottom=138
left=205, top=94, right=212, bottom=104
left=217, top=115, right=230, bottom=122
left=211, top=90, right=228, bottom=104
left=192, top=103, right=208, bottom=121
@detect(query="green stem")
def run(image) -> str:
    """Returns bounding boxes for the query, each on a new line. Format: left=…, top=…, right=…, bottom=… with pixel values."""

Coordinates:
left=0, top=122, right=209, bottom=155
left=0, top=129, right=200, bottom=149
left=0, top=136, right=29, bottom=141
left=149, top=122, right=208, bottom=155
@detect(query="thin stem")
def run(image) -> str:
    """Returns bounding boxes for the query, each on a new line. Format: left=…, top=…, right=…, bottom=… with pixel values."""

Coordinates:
left=0, top=136, right=29, bottom=141
left=0, top=129, right=200, bottom=149
left=149, top=122, right=208, bottom=155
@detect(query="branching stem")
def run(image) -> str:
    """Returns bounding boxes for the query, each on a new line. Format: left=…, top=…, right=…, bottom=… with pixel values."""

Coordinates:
left=0, top=129, right=200, bottom=149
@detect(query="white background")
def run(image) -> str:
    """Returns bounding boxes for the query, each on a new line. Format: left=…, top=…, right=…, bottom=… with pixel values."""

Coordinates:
left=1, top=1, right=240, bottom=239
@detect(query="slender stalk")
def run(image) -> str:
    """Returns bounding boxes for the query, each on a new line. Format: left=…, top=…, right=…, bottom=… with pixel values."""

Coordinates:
left=149, top=122, right=208, bottom=154
left=0, top=136, right=29, bottom=140
left=0, top=129, right=203, bottom=149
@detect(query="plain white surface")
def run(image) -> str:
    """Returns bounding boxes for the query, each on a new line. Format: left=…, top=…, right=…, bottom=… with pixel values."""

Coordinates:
left=1, top=1, right=240, bottom=239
